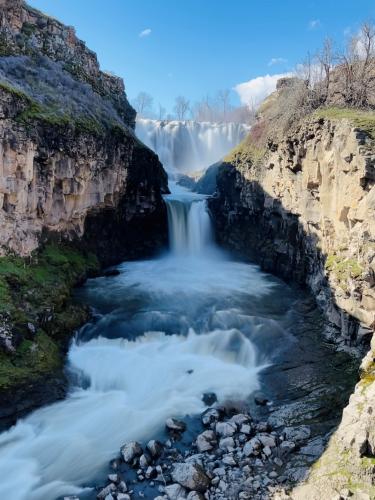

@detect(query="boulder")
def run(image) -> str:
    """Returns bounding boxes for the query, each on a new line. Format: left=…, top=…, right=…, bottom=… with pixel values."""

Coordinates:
left=196, top=430, right=217, bottom=452
left=172, top=462, right=211, bottom=492
left=147, top=439, right=164, bottom=458
left=120, top=441, right=143, bottom=463
left=166, top=418, right=187, bottom=433
left=215, top=421, right=237, bottom=437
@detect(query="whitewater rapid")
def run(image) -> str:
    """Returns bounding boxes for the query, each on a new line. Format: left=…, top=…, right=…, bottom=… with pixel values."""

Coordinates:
left=0, top=184, right=291, bottom=500
left=136, top=119, right=249, bottom=174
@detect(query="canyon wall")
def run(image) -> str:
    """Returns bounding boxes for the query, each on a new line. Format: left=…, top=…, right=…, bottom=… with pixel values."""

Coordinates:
left=210, top=101, right=375, bottom=497
left=0, top=0, right=168, bottom=259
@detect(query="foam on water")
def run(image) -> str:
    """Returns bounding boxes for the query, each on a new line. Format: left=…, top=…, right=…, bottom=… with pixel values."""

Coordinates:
left=0, top=183, right=279, bottom=500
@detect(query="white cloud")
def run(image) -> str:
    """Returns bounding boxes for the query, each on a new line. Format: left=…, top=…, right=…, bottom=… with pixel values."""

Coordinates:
left=139, top=28, right=152, bottom=38
left=234, top=72, right=292, bottom=107
left=308, top=19, right=321, bottom=30
left=268, top=57, right=287, bottom=67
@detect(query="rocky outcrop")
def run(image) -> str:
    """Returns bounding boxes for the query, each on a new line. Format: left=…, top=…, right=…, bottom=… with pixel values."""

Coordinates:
left=0, top=0, right=168, bottom=424
left=210, top=106, right=375, bottom=497
left=211, top=117, right=375, bottom=348
left=0, top=0, right=168, bottom=258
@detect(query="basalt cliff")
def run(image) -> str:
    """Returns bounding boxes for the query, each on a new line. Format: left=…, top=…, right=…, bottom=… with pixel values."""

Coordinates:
left=210, top=80, right=375, bottom=498
left=0, top=0, right=167, bottom=425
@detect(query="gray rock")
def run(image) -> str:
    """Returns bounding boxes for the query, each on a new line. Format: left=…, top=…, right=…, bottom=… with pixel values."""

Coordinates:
left=263, top=445, right=272, bottom=457
left=283, top=425, right=311, bottom=442
left=215, top=421, right=237, bottom=437
left=117, top=495, right=130, bottom=500
left=229, top=413, right=250, bottom=427
left=196, top=430, right=217, bottom=452
left=172, top=463, right=210, bottom=492
left=222, top=454, right=236, bottom=466
left=118, top=481, right=128, bottom=493
left=258, top=434, right=276, bottom=448
left=274, top=457, right=283, bottom=467
left=139, top=454, right=150, bottom=468
left=97, top=483, right=116, bottom=499
left=187, top=492, right=205, bottom=500
left=147, top=439, right=164, bottom=458
left=243, top=437, right=261, bottom=456
left=107, top=474, right=118, bottom=483
left=165, top=483, right=187, bottom=500
left=240, top=423, right=252, bottom=435
left=121, top=441, right=143, bottom=463
left=219, top=436, right=235, bottom=451
left=166, top=418, right=187, bottom=433
left=201, top=408, right=222, bottom=426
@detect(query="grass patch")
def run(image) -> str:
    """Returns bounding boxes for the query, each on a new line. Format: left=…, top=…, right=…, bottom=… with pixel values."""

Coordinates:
left=0, top=244, right=99, bottom=391
left=316, top=107, right=375, bottom=139
left=325, top=254, right=363, bottom=292
left=224, top=139, right=266, bottom=168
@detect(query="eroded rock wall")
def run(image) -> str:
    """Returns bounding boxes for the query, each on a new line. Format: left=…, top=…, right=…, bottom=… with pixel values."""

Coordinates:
left=211, top=118, right=375, bottom=346
left=0, top=0, right=168, bottom=258
left=210, top=117, right=375, bottom=498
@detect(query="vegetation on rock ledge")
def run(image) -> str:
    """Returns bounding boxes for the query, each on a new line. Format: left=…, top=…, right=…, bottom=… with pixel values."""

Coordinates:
left=0, top=244, right=99, bottom=391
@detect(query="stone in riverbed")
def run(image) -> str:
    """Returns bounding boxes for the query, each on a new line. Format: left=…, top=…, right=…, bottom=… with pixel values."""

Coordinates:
left=202, top=392, right=217, bottom=406
left=196, top=430, right=217, bottom=452
left=219, top=436, right=235, bottom=451
left=282, top=425, right=311, bottom=442
left=147, top=439, right=164, bottom=458
left=166, top=417, right=187, bottom=433
left=97, top=483, right=116, bottom=499
left=243, top=437, right=261, bottom=456
left=215, top=421, right=237, bottom=437
left=165, top=483, right=187, bottom=499
left=187, top=491, right=205, bottom=500
left=201, top=408, right=222, bottom=426
left=172, top=462, right=211, bottom=492
left=120, top=441, right=143, bottom=464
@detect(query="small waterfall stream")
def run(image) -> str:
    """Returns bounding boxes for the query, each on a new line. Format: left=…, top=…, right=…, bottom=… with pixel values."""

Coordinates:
left=165, top=190, right=212, bottom=255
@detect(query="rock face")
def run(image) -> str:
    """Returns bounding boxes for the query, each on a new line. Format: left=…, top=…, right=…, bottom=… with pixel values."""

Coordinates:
left=210, top=107, right=375, bottom=496
left=0, top=0, right=168, bottom=258
left=211, top=117, right=375, bottom=347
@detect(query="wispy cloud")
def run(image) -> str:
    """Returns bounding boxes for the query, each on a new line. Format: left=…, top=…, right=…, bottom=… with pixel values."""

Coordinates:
left=268, top=57, right=287, bottom=67
left=139, top=28, right=152, bottom=38
left=234, top=72, right=292, bottom=108
left=308, top=19, right=321, bottom=30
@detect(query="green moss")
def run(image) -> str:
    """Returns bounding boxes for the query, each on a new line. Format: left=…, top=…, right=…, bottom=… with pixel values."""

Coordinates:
left=224, top=139, right=266, bottom=168
left=316, top=107, right=375, bottom=139
left=0, top=81, right=32, bottom=102
left=325, top=254, right=363, bottom=291
left=0, top=244, right=99, bottom=391
left=0, top=331, right=61, bottom=390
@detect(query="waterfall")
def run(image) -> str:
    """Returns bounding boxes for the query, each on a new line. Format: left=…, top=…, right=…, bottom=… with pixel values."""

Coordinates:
left=165, top=183, right=213, bottom=256
left=136, top=119, right=249, bottom=174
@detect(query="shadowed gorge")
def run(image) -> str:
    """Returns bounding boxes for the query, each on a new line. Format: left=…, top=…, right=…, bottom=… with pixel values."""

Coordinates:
left=0, top=1, right=375, bottom=499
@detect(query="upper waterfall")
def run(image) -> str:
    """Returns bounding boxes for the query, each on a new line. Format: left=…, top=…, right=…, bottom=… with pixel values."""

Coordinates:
left=136, top=119, right=249, bottom=174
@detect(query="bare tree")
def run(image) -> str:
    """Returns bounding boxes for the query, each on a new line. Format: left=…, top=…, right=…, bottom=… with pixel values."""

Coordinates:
left=132, top=91, right=153, bottom=117
left=217, top=89, right=231, bottom=121
left=339, top=22, right=375, bottom=107
left=317, top=38, right=334, bottom=102
left=174, top=96, right=190, bottom=120
left=158, top=103, right=166, bottom=121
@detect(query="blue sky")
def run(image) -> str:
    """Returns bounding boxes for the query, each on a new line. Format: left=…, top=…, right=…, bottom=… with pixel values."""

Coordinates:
left=29, top=0, right=375, bottom=114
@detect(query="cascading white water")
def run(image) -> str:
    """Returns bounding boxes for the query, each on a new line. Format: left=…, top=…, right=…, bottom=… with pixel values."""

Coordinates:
left=0, top=133, right=291, bottom=500
left=136, top=119, right=249, bottom=174
left=165, top=185, right=212, bottom=256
